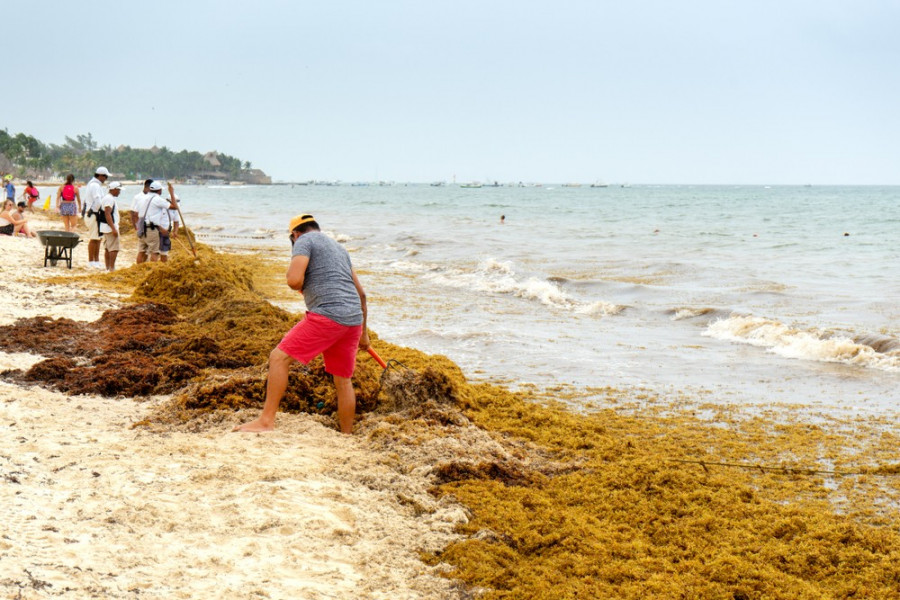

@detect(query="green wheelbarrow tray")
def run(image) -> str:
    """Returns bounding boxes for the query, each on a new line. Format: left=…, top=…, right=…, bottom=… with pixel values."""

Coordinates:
left=36, top=230, right=82, bottom=268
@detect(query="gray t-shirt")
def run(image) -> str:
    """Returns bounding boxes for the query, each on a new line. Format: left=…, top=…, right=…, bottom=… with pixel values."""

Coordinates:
left=291, top=231, right=363, bottom=326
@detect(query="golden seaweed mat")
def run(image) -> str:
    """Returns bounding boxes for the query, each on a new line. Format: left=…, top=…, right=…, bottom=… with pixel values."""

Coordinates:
left=4, top=239, right=900, bottom=599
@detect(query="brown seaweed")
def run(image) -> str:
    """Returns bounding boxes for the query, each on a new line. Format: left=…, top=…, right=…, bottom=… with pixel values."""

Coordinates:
left=0, top=252, right=454, bottom=418
left=4, top=243, right=900, bottom=599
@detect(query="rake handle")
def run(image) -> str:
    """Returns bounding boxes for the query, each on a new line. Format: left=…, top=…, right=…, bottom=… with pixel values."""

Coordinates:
left=367, top=347, right=387, bottom=369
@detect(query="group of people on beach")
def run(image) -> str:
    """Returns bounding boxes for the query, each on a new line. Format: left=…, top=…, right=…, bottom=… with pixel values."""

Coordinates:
left=7, top=167, right=371, bottom=435
left=72, top=166, right=181, bottom=271
left=2, top=167, right=182, bottom=272
left=0, top=174, right=37, bottom=238
left=0, top=173, right=40, bottom=212
left=129, top=177, right=181, bottom=265
left=0, top=197, right=37, bottom=238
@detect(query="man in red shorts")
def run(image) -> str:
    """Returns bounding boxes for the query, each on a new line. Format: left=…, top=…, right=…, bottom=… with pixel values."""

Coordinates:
left=234, top=214, right=370, bottom=434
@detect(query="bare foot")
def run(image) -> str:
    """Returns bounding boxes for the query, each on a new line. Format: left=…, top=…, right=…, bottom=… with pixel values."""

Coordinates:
left=232, top=419, right=274, bottom=432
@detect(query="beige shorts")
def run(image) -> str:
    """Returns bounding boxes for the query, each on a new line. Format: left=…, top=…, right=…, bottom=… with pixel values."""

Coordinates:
left=103, top=231, right=121, bottom=252
left=143, top=227, right=161, bottom=255
left=137, top=229, right=149, bottom=253
left=86, top=213, right=102, bottom=240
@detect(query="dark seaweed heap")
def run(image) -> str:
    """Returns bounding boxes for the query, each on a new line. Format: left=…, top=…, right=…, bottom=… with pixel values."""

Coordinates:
left=0, top=251, right=458, bottom=417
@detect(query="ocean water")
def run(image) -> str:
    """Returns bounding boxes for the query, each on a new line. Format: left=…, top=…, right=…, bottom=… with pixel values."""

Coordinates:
left=66, top=183, right=900, bottom=414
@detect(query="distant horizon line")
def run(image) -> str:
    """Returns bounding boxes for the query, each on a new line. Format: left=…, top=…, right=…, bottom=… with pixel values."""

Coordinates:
left=265, top=180, right=899, bottom=187
left=13, top=177, right=896, bottom=188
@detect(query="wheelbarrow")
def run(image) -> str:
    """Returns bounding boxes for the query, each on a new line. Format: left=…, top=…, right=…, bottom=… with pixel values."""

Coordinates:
left=36, top=230, right=81, bottom=268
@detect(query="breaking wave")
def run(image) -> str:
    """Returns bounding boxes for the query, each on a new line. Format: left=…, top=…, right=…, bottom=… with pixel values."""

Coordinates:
left=400, top=258, right=625, bottom=315
left=669, top=307, right=723, bottom=322
left=703, top=315, right=900, bottom=372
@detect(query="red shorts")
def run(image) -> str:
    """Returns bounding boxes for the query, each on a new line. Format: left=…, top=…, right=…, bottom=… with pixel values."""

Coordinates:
left=277, top=312, right=363, bottom=378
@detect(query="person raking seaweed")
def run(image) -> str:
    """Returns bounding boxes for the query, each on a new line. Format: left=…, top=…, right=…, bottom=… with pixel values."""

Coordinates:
left=234, top=214, right=370, bottom=434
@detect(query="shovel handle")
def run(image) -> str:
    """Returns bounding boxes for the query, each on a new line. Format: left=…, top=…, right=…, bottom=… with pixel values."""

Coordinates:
left=367, top=347, right=387, bottom=369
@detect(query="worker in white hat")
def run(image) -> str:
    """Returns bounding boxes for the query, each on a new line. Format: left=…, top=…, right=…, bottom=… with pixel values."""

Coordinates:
left=100, top=182, right=123, bottom=271
left=138, top=180, right=178, bottom=263
left=84, top=167, right=110, bottom=268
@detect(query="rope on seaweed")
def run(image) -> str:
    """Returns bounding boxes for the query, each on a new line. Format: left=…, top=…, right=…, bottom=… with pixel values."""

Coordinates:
left=194, top=233, right=273, bottom=240
left=669, top=458, right=900, bottom=477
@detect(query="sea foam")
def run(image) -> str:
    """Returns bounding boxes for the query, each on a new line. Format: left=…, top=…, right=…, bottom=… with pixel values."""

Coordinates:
left=421, top=258, right=625, bottom=315
left=703, top=315, right=900, bottom=372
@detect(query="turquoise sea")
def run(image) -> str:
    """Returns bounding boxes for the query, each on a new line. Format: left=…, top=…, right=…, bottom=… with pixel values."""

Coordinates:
left=48, top=183, right=900, bottom=414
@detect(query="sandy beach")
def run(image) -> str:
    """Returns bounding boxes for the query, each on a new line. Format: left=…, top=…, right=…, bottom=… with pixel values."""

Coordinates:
left=4, top=210, right=900, bottom=599
left=0, top=217, right=474, bottom=599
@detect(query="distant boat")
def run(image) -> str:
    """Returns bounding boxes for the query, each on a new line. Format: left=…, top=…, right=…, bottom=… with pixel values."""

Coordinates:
left=460, top=182, right=483, bottom=188
left=590, top=180, right=609, bottom=188
left=430, top=181, right=446, bottom=187
left=562, top=183, right=582, bottom=188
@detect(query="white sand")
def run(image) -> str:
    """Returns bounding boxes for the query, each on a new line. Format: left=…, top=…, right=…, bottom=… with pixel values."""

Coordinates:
left=0, top=221, right=471, bottom=599
left=0, top=213, right=123, bottom=326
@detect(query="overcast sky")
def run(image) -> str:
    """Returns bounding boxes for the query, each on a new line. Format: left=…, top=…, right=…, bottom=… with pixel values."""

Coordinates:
left=6, top=0, right=899, bottom=184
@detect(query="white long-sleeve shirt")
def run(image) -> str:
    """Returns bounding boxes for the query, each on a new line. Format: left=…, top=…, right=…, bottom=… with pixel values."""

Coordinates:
left=85, top=177, right=106, bottom=212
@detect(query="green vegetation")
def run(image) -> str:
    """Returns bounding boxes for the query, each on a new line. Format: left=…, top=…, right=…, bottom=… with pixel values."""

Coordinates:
left=0, top=129, right=252, bottom=181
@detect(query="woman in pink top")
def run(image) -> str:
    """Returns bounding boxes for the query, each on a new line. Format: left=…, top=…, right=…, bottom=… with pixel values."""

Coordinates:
left=56, top=174, right=82, bottom=232
left=22, top=181, right=40, bottom=212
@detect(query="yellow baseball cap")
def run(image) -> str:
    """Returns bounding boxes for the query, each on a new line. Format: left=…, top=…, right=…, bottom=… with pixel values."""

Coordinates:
left=289, top=214, right=316, bottom=232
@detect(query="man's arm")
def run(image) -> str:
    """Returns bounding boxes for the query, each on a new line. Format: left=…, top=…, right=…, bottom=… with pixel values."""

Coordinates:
left=91, top=184, right=103, bottom=211
left=351, top=269, right=370, bottom=350
left=104, top=205, right=117, bottom=235
left=145, top=197, right=170, bottom=234
left=167, top=182, right=178, bottom=208
left=286, top=254, right=309, bottom=291
left=130, top=197, right=140, bottom=228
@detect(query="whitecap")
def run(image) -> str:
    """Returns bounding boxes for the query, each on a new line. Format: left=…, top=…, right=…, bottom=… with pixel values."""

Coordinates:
left=576, top=301, right=626, bottom=316
left=421, top=258, right=623, bottom=315
left=703, top=315, right=900, bottom=372
left=669, top=307, right=719, bottom=321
